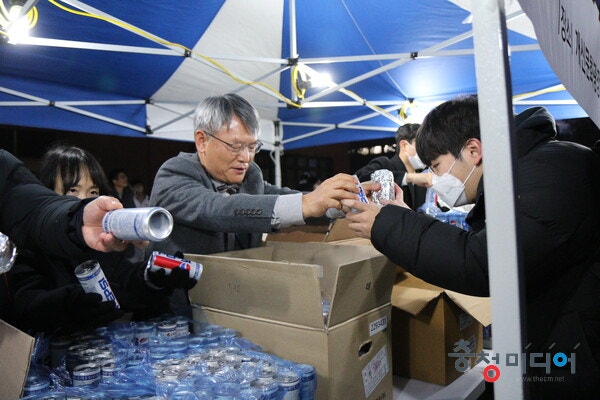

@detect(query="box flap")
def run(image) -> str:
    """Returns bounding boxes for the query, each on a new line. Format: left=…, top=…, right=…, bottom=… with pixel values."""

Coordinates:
left=0, top=319, right=34, bottom=400
left=187, top=242, right=396, bottom=329
left=391, top=272, right=491, bottom=325
left=445, top=290, right=492, bottom=326
left=187, top=247, right=325, bottom=328
left=391, top=273, right=443, bottom=316
left=324, top=218, right=358, bottom=242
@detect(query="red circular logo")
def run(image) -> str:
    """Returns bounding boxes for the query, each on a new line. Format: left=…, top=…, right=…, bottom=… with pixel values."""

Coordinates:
left=483, top=364, right=501, bottom=382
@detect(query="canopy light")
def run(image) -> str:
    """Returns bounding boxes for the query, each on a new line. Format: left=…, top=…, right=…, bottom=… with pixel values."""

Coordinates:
left=0, top=0, right=39, bottom=44
left=292, top=63, right=335, bottom=101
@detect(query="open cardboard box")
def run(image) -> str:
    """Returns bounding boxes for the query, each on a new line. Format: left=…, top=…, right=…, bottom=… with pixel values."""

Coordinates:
left=391, top=271, right=492, bottom=385
left=265, top=217, right=358, bottom=244
left=0, top=319, right=36, bottom=399
left=186, top=241, right=397, bottom=400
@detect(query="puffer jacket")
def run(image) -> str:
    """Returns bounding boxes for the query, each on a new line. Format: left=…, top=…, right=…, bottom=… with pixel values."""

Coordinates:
left=371, top=107, right=600, bottom=398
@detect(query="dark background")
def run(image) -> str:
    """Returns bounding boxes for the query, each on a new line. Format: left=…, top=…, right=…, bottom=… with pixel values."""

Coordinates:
left=1, top=117, right=598, bottom=193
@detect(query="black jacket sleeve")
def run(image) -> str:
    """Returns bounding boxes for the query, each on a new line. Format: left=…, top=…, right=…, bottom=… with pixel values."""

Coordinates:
left=0, top=150, right=87, bottom=258
left=371, top=204, right=490, bottom=296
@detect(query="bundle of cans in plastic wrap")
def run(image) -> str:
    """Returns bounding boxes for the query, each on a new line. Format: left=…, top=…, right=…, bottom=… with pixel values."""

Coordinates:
left=20, top=315, right=316, bottom=400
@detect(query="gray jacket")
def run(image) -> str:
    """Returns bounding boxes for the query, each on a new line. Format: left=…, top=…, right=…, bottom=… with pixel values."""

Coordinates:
left=150, top=152, right=297, bottom=256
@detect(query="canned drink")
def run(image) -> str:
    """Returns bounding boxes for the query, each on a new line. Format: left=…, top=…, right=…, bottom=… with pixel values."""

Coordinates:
left=100, top=359, right=120, bottom=378
left=352, top=175, right=369, bottom=204
left=147, top=251, right=203, bottom=281
left=157, top=321, right=178, bottom=339
left=72, top=363, right=102, bottom=386
left=370, top=169, right=395, bottom=205
left=275, top=370, right=301, bottom=400
left=134, top=322, right=156, bottom=346
left=250, top=379, right=279, bottom=400
left=74, top=260, right=120, bottom=308
left=23, top=371, right=51, bottom=396
left=102, top=207, right=173, bottom=241
left=66, top=344, right=88, bottom=373
left=175, top=316, right=191, bottom=338
left=296, top=364, right=317, bottom=400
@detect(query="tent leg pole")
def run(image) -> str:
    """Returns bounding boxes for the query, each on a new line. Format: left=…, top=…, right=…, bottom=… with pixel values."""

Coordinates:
left=274, top=121, right=282, bottom=187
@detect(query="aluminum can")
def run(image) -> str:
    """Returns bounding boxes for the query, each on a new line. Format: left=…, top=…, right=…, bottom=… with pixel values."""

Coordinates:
left=100, top=359, right=120, bottom=378
left=157, top=321, right=178, bottom=338
left=134, top=321, right=156, bottom=345
left=74, top=260, right=120, bottom=308
left=296, top=363, right=317, bottom=400
left=275, top=370, right=301, bottom=400
left=102, top=207, right=173, bottom=241
left=370, top=169, right=395, bottom=205
left=147, top=251, right=203, bottom=281
left=250, top=379, right=279, bottom=400
left=72, top=362, right=101, bottom=386
left=353, top=175, right=369, bottom=203
left=23, top=371, right=51, bottom=396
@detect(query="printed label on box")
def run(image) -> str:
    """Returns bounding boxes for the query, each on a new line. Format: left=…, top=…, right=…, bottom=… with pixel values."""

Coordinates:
left=459, top=312, right=474, bottom=331
left=362, top=346, right=389, bottom=397
left=369, top=316, right=388, bottom=336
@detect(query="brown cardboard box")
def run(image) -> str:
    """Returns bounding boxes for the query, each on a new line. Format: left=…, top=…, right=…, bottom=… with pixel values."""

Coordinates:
left=391, top=272, right=492, bottom=386
left=0, top=319, right=36, bottom=399
left=265, top=217, right=359, bottom=243
left=187, top=241, right=396, bottom=400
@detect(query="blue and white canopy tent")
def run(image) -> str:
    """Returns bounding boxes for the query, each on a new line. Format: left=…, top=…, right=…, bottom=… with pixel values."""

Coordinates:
left=1, top=1, right=598, bottom=397
left=0, top=0, right=588, bottom=156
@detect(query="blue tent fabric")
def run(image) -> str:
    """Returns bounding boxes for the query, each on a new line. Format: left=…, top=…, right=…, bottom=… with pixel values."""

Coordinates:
left=0, top=0, right=589, bottom=148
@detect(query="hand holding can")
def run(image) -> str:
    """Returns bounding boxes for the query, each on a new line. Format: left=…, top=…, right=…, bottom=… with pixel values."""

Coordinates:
left=102, top=207, right=173, bottom=241
left=75, top=260, right=120, bottom=308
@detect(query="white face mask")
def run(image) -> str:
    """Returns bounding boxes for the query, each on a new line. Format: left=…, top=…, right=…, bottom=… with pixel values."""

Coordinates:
left=407, top=143, right=427, bottom=170
left=431, top=155, right=476, bottom=207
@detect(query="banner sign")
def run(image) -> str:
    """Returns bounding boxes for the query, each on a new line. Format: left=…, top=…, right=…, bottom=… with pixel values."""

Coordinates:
left=519, top=0, right=600, bottom=127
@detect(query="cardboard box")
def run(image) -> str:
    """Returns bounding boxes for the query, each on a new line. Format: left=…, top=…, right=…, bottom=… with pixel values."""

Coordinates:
left=265, top=217, right=359, bottom=243
left=187, top=241, right=397, bottom=400
left=391, top=272, right=491, bottom=386
left=0, top=319, right=36, bottom=399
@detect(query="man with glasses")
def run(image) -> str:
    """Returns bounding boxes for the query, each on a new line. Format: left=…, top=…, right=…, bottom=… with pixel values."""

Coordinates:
left=150, top=94, right=360, bottom=311
left=344, top=95, right=600, bottom=399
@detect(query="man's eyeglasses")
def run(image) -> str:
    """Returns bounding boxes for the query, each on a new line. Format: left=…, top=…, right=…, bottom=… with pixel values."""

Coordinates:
left=204, top=131, right=263, bottom=154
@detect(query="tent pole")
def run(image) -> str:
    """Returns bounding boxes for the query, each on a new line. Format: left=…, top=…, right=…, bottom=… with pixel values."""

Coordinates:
left=472, top=0, right=526, bottom=398
left=289, top=0, right=299, bottom=103
left=273, top=121, right=282, bottom=187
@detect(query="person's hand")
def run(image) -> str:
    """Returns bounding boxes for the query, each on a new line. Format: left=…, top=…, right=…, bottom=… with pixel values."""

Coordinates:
left=358, top=180, right=381, bottom=200
left=66, top=285, right=123, bottom=327
left=82, top=196, right=149, bottom=252
left=146, top=267, right=197, bottom=291
left=381, top=183, right=411, bottom=209
left=301, top=173, right=360, bottom=218
left=406, top=172, right=433, bottom=188
left=341, top=199, right=383, bottom=240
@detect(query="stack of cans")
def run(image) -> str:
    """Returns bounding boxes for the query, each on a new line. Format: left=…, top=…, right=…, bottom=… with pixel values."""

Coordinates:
left=21, top=317, right=317, bottom=400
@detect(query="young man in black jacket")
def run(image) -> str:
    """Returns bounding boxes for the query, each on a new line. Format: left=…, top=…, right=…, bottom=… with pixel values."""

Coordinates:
left=354, top=123, right=430, bottom=210
left=344, top=96, right=600, bottom=399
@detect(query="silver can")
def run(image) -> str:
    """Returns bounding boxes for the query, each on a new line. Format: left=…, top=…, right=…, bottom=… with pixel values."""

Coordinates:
left=102, top=207, right=173, bottom=241
left=72, top=362, right=101, bottom=386
left=74, top=260, right=120, bottom=308
left=370, top=169, right=395, bottom=205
